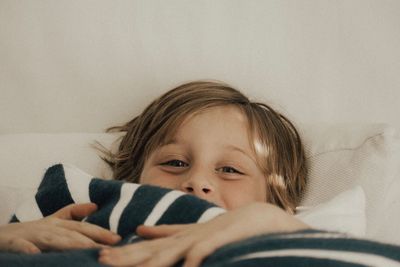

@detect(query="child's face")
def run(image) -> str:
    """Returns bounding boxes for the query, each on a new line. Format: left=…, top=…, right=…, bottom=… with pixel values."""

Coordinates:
left=140, top=106, right=267, bottom=210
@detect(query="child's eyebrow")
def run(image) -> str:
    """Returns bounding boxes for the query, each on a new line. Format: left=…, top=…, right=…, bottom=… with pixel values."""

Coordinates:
left=161, top=139, right=179, bottom=146
left=223, top=145, right=258, bottom=165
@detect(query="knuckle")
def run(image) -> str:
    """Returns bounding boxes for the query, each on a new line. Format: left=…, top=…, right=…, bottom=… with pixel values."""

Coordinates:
left=7, top=237, right=20, bottom=248
left=76, top=221, right=86, bottom=230
left=72, top=221, right=91, bottom=233
left=67, top=236, right=95, bottom=249
left=192, top=241, right=210, bottom=255
left=186, top=242, right=211, bottom=262
left=146, top=251, right=165, bottom=266
left=38, top=233, right=55, bottom=245
left=45, top=217, right=59, bottom=225
left=78, top=240, right=96, bottom=248
left=7, top=238, right=31, bottom=253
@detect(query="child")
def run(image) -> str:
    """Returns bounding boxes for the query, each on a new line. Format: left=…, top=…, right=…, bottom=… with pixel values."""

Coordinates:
left=96, top=80, right=309, bottom=266
left=0, top=80, right=310, bottom=266
left=100, top=80, right=307, bottom=213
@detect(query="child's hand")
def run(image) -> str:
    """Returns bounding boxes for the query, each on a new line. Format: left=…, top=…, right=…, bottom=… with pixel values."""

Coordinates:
left=0, top=203, right=121, bottom=254
left=98, top=202, right=309, bottom=267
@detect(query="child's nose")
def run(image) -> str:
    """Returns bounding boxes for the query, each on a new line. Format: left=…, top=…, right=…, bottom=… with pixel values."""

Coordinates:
left=180, top=174, right=214, bottom=197
left=183, top=185, right=211, bottom=194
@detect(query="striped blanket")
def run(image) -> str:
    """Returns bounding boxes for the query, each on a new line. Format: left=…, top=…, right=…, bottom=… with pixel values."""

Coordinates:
left=2, top=164, right=400, bottom=267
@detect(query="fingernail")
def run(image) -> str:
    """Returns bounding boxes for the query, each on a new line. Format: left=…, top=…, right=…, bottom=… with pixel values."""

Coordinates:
left=27, top=247, right=41, bottom=254
left=99, top=248, right=110, bottom=255
left=98, top=255, right=111, bottom=263
left=112, top=234, right=121, bottom=242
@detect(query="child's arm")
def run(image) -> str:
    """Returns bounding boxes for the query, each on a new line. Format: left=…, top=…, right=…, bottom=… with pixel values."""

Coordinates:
left=98, top=202, right=309, bottom=267
left=0, top=203, right=121, bottom=253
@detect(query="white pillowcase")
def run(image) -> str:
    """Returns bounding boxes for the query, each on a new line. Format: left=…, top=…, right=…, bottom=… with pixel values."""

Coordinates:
left=0, top=133, right=118, bottom=225
left=299, top=123, right=400, bottom=244
left=295, top=186, right=366, bottom=237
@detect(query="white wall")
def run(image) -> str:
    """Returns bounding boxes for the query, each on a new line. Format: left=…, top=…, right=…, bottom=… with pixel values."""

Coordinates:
left=1, top=0, right=399, bottom=133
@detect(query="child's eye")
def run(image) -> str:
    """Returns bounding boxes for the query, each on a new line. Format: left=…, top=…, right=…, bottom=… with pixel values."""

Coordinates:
left=218, top=166, right=244, bottom=175
left=160, top=160, right=189, bottom=168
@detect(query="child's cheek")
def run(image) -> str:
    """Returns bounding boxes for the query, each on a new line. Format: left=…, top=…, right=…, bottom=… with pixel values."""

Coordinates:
left=221, top=181, right=265, bottom=210
left=140, top=171, right=181, bottom=190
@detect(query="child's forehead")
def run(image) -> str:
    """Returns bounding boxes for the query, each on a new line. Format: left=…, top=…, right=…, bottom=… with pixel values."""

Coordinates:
left=161, top=105, right=256, bottom=144
left=181, top=105, right=248, bottom=125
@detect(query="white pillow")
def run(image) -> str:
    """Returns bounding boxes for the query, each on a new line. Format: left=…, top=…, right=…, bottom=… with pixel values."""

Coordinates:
left=298, top=123, right=400, bottom=244
left=0, top=133, right=118, bottom=225
left=295, top=186, right=366, bottom=237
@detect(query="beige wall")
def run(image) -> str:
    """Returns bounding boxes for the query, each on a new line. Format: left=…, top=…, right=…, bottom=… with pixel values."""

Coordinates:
left=1, top=0, right=399, bottom=133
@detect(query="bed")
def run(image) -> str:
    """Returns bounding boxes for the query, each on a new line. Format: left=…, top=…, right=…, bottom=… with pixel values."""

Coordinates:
left=1, top=1, right=400, bottom=266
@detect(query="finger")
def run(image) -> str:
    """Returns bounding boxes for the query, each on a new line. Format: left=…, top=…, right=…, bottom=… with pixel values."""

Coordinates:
left=183, top=231, right=235, bottom=267
left=51, top=203, right=98, bottom=220
left=183, top=241, right=215, bottom=267
left=136, top=245, right=188, bottom=267
left=69, top=203, right=98, bottom=220
left=5, top=238, right=41, bottom=254
left=99, top=242, right=154, bottom=266
left=35, top=227, right=107, bottom=251
left=99, top=233, right=197, bottom=267
left=59, top=220, right=121, bottom=245
left=137, top=224, right=194, bottom=238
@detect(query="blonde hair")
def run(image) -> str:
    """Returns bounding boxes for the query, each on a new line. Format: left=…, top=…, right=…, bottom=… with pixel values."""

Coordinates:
left=99, top=80, right=307, bottom=213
